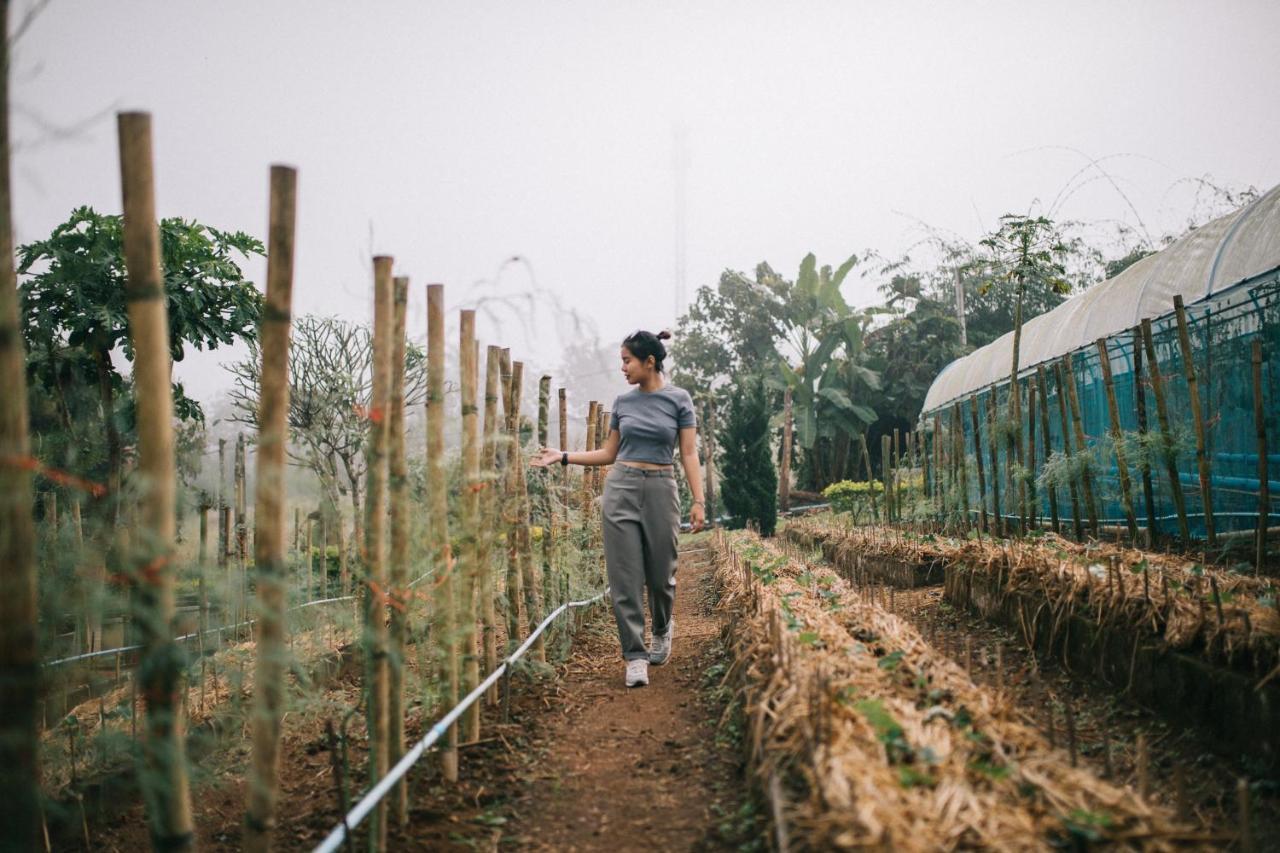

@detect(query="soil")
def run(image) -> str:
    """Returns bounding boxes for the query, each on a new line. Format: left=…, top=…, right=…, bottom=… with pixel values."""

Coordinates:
left=400, top=537, right=759, bottom=851
left=60, top=535, right=758, bottom=852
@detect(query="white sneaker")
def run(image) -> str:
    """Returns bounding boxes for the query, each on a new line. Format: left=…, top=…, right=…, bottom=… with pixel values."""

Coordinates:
left=625, top=658, right=649, bottom=688
left=649, top=619, right=674, bottom=665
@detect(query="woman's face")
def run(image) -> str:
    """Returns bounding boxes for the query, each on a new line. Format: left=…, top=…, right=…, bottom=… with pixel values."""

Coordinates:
left=620, top=346, right=655, bottom=385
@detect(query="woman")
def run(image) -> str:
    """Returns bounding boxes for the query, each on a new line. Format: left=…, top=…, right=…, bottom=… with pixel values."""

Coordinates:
left=532, top=329, right=705, bottom=687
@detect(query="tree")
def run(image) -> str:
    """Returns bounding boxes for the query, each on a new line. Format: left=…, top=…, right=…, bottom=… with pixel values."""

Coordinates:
left=718, top=377, right=778, bottom=536
left=979, top=213, right=1070, bottom=530
left=227, top=314, right=426, bottom=589
left=18, top=206, right=263, bottom=650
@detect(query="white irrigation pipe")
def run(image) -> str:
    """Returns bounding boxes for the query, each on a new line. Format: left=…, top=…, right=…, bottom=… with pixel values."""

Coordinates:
left=313, top=587, right=609, bottom=853
left=42, top=593, right=357, bottom=669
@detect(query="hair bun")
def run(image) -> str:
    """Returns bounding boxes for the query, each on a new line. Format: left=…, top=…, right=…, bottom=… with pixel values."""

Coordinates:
left=656, top=330, right=672, bottom=340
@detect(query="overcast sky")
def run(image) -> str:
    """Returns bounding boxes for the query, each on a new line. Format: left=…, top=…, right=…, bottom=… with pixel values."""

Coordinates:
left=12, top=1, right=1280, bottom=408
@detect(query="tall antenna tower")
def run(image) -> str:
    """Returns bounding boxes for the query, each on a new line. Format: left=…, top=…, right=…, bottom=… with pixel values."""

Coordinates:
left=673, top=123, right=688, bottom=320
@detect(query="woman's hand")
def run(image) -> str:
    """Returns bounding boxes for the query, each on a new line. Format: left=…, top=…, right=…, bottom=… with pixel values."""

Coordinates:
left=689, top=501, right=706, bottom=532
left=530, top=447, right=562, bottom=468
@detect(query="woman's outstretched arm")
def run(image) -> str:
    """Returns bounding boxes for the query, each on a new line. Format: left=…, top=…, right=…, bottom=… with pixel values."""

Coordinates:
left=530, top=428, right=619, bottom=468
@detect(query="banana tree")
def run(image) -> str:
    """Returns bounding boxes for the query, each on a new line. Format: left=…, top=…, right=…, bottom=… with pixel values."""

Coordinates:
left=772, top=254, right=881, bottom=486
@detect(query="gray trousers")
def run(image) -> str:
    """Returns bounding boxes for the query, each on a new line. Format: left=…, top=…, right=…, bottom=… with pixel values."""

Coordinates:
left=601, top=465, right=680, bottom=661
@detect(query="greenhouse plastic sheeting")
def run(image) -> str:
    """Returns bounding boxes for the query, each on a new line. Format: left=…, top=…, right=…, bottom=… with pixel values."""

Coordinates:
left=923, top=182, right=1280, bottom=413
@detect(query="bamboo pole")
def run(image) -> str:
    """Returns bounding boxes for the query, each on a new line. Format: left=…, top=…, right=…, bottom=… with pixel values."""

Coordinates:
left=986, top=388, right=1003, bottom=537
left=558, top=387, right=568, bottom=503
left=1254, top=340, right=1269, bottom=573
left=596, top=406, right=608, bottom=494
left=479, top=346, right=502, bottom=701
left=859, top=433, right=879, bottom=522
left=245, top=164, right=297, bottom=853
left=921, top=421, right=933, bottom=517
left=537, top=375, right=550, bottom=448
left=1140, top=319, right=1191, bottom=546
left=458, top=312, right=482, bottom=743
left=952, top=405, right=970, bottom=529
left=218, top=438, right=228, bottom=570
left=500, top=351, right=523, bottom=651
left=511, top=362, right=545, bottom=662
left=583, top=401, right=599, bottom=512
left=364, top=256, right=395, bottom=848
left=893, top=427, right=902, bottom=516
left=969, top=396, right=989, bottom=535
left=780, top=387, right=793, bottom=512
left=117, top=111, right=194, bottom=851
left=0, top=0, right=39, bottom=838
left=386, top=275, right=410, bottom=825
left=1096, top=337, right=1138, bottom=543
left=1052, top=361, right=1084, bottom=540
left=933, top=416, right=947, bottom=523
left=881, top=434, right=893, bottom=522
left=1132, top=327, right=1158, bottom=544
left=704, top=399, right=717, bottom=526
left=198, top=501, right=209, bottom=632
left=319, top=512, right=328, bottom=598
left=235, top=432, right=247, bottom=629
left=425, top=283, right=457, bottom=782
left=1174, top=295, right=1216, bottom=545
left=1060, top=353, right=1099, bottom=538
left=1035, top=366, right=1060, bottom=534
left=306, top=519, right=314, bottom=602
left=1026, top=379, right=1038, bottom=529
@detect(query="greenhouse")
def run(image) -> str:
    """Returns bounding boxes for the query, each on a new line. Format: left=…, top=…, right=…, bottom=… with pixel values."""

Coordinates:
left=922, top=183, right=1280, bottom=543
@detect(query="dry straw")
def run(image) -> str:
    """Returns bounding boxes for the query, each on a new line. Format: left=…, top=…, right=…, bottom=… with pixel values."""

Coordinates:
left=784, top=516, right=1280, bottom=680
left=714, top=527, right=1217, bottom=850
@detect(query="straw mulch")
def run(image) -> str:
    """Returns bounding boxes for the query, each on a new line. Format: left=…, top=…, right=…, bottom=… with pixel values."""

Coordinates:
left=784, top=515, right=1280, bottom=679
left=713, top=528, right=1218, bottom=851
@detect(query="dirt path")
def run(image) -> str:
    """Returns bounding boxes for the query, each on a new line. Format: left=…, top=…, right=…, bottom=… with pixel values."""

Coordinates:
left=483, top=540, right=748, bottom=852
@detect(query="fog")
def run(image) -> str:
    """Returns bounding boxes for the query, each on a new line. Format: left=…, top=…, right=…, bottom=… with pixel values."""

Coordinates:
left=12, top=0, right=1280, bottom=406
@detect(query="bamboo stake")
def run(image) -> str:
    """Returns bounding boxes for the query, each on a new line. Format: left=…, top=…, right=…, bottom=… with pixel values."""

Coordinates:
left=1174, top=295, right=1216, bottom=546
left=1060, top=353, right=1099, bottom=538
left=537, top=375, right=550, bottom=448
left=293, top=506, right=301, bottom=555
left=387, top=275, right=410, bottom=825
left=425, top=283, right=457, bottom=782
left=969, top=397, right=988, bottom=534
left=934, top=415, right=948, bottom=523
left=583, top=401, right=599, bottom=512
left=198, top=502, right=209, bottom=632
left=1096, top=338, right=1138, bottom=543
left=893, top=427, right=902, bottom=515
left=0, top=2, right=39, bottom=838
left=501, top=351, right=523, bottom=650
left=952, top=405, right=970, bottom=529
left=704, top=399, right=717, bottom=526
left=1052, top=361, right=1084, bottom=540
left=511, top=362, right=545, bottom=662
left=480, top=346, right=502, bottom=702
left=558, top=387, right=568, bottom=501
left=1007, top=380, right=1027, bottom=535
left=245, top=165, right=297, bottom=853
left=218, top=438, right=228, bottom=570
left=1035, top=366, right=1060, bottom=534
left=882, top=434, right=893, bottom=522
left=986, top=388, right=1003, bottom=537
left=596, top=406, right=608, bottom=494
left=780, top=387, right=793, bottom=512
left=305, top=519, right=314, bottom=602
left=858, top=433, right=879, bottom=522
left=235, top=432, right=247, bottom=630
left=1026, top=378, right=1038, bottom=529
left=1132, top=327, right=1157, bottom=544
left=1254, top=340, right=1269, bottom=573
left=363, top=256, right=394, bottom=848
left=1140, top=319, right=1190, bottom=546
left=458, top=312, right=482, bottom=743
left=117, top=111, right=193, bottom=851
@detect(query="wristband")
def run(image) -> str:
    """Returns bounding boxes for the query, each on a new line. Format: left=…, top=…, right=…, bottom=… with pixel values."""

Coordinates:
left=692, top=500, right=705, bottom=507
left=561, top=452, right=569, bottom=466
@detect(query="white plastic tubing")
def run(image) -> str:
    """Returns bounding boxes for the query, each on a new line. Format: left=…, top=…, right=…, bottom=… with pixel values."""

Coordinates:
left=41, top=592, right=358, bottom=669
left=312, top=587, right=609, bottom=853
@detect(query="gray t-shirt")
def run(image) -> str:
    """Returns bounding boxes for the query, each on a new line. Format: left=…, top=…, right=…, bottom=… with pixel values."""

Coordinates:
left=609, top=384, right=697, bottom=464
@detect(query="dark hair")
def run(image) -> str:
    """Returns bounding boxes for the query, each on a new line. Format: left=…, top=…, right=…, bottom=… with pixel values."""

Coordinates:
left=622, top=329, right=672, bottom=373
